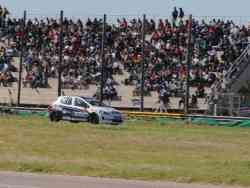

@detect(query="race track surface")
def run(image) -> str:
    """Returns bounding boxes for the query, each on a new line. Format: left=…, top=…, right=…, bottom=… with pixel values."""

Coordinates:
left=0, top=172, right=244, bottom=188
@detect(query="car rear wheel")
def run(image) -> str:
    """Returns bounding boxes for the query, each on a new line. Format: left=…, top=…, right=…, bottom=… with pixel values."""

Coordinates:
left=89, top=113, right=99, bottom=124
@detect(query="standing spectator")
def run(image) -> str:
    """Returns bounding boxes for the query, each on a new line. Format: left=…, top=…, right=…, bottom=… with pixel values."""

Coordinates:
left=179, top=8, right=184, bottom=19
left=0, top=6, right=3, bottom=28
left=1, top=7, right=9, bottom=28
left=155, top=87, right=168, bottom=113
left=191, top=94, right=198, bottom=108
left=172, top=7, right=178, bottom=27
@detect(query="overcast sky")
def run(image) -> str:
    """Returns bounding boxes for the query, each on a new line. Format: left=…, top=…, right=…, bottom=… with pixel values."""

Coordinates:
left=1, top=0, right=250, bottom=23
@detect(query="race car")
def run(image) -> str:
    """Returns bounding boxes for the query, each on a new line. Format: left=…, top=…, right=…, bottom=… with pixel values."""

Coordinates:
left=48, top=96, right=123, bottom=124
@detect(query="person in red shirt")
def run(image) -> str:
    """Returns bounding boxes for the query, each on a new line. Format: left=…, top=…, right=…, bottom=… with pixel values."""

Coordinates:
left=151, top=30, right=161, bottom=43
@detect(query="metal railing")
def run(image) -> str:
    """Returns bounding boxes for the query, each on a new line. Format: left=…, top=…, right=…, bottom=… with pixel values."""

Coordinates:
left=226, top=44, right=250, bottom=81
left=213, top=44, right=250, bottom=92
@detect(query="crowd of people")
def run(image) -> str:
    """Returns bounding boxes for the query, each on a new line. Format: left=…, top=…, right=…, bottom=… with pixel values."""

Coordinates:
left=0, top=46, right=17, bottom=87
left=0, top=6, right=249, bottom=108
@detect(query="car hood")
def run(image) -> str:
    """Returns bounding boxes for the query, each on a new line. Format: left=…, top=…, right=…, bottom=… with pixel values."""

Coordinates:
left=92, top=106, right=119, bottom=113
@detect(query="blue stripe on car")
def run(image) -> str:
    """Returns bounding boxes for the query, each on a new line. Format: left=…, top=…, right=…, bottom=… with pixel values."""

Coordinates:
left=60, top=106, right=83, bottom=112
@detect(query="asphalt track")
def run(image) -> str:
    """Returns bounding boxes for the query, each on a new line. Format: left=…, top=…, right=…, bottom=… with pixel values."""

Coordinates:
left=0, top=172, right=245, bottom=188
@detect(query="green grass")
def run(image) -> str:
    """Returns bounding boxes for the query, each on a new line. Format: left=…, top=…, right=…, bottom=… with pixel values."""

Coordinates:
left=0, top=116, right=250, bottom=186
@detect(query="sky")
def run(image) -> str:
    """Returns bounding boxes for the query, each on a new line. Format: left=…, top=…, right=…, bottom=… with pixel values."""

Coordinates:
left=0, top=0, right=250, bottom=24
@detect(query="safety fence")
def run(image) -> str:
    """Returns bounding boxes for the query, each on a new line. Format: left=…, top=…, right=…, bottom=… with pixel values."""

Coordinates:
left=1, top=106, right=250, bottom=127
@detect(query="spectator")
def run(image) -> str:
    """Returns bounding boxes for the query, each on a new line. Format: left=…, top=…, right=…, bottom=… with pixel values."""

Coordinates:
left=179, top=8, right=184, bottom=19
left=155, top=87, right=168, bottom=112
left=179, top=95, right=185, bottom=109
left=191, top=94, right=198, bottom=108
left=172, top=7, right=178, bottom=27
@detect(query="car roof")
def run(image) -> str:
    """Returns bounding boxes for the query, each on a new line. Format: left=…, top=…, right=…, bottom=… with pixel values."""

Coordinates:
left=59, top=96, right=97, bottom=102
left=59, top=96, right=92, bottom=99
left=79, top=96, right=97, bottom=101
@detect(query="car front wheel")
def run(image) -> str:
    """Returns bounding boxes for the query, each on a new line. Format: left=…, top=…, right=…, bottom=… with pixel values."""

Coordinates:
left=89, top=113, right=100, bottom=124
left=49, top=111, right=62, bottom=122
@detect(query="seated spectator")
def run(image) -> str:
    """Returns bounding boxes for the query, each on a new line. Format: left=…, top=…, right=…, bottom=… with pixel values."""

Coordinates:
left=179, top=95, right=185, bottom=109
left=23, top=72, right=33, bottom=88
left=0, top=71, right=16, bottom=87
left=196, top=84, right=206, bottom=98
left=190, top=94, right=198, bottom=108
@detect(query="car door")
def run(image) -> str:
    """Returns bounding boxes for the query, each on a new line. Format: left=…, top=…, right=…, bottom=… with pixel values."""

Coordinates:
left=72, top=97, right=90, bottom=121
left=59, top=96, right=74, bottom=120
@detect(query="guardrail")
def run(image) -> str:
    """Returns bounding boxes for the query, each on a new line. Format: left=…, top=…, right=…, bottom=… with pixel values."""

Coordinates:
left=1, top=106, right=250, bottom=122
left=125, top=111, right=250, bottom=121
left=0, top=103, right=207, bottom=114
left=124, top=111, right=184, bottom=119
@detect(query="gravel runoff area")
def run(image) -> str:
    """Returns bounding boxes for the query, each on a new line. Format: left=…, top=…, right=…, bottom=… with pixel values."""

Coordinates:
left=0, top=172, right=246, bottom=188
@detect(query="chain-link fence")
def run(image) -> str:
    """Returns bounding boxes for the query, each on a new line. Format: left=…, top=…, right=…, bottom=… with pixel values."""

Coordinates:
left=212, top=92, right=241, bottom=116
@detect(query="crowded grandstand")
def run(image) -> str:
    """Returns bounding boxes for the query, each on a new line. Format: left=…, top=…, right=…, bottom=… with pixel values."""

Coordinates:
left=0, top=6, right=249, bottom=112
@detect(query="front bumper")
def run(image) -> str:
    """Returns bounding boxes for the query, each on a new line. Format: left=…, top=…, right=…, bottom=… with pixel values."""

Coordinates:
left=102, top=115, right=123, bottom=124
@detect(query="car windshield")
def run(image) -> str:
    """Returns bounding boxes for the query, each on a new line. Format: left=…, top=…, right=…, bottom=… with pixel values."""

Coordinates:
left=81, top=98, right=108, bottom=107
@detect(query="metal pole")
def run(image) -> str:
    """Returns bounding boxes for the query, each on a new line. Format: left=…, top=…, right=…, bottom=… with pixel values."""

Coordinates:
left=17, top=10, right=26, bottom=106
left=100, top=14, right=106, bottom=104
left=213, top=92, right=218, bottom=116
left=140, top=14, right=146, bottom=112
left=58, top=10, right=64, bottom=97
left=184, top=15, right=192, bottom=115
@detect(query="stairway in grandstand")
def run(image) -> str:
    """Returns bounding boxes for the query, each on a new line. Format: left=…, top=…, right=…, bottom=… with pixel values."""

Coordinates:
left=220, top=44, right=250, bottom=93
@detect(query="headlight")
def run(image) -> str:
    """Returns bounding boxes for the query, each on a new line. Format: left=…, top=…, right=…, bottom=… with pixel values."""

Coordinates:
left=112, top=111, right=122, bottom=116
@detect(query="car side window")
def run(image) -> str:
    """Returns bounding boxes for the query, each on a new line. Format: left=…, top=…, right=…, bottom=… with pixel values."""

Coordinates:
left=74, top=98, right=88, bottom=108
left=60, top=97, right=72, bottom=105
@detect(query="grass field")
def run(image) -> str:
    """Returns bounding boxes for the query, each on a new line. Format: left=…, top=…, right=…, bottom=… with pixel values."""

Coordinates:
left=0, top=116, right=250, bottom=186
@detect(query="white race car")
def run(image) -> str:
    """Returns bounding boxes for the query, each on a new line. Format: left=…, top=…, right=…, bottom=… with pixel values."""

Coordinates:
left=48, top=96, right=123, bottom=124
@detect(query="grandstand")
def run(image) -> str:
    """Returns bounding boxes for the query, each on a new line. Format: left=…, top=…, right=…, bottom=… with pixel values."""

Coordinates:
left=0, top=7, right=249, bottom=113
left=0, top=58, right=208, bottom=110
